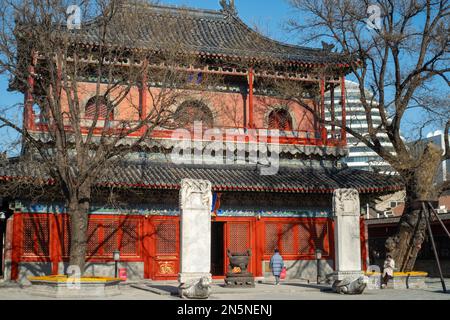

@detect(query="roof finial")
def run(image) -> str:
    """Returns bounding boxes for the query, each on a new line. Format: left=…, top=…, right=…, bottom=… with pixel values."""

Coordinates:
left=220, top=0, right=237, bottom=15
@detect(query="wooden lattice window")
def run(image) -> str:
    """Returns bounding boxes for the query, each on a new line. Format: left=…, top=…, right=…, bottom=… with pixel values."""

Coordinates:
left=280, top=223, right=296, bottom=255
left=102, top=220, right=119, bottom=256
left=85, top=96, right=113, bottom=120
left=156, top=221, right=177, bottom=255
left=264, top=223, right=278, bottom=254
left=61, top=216, right=71, bottom=258
left=119, top=219, right=140, bottom=257
left=298, top=222, right=329, bottom=255
left=228, top=223, right=250, bottom=253
left=62, top=216, right=140, bottom=259
left=22, top=215, right=50, bottom=257
left=86, top=218, right=121, bottom=258
left=268, top=108, right=293, bottom=131
left=265, top=220, right=330, bottom=257
left=86, top=219, right=102, bottom=257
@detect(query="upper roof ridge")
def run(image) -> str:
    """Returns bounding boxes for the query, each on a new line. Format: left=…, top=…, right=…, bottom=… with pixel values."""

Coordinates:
left=121, top=0, right=226, bottom=18
left=55, top=0, right=353, bottom=66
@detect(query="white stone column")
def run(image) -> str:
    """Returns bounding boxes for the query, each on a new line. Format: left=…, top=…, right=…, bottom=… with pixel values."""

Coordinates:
left=332, top=188, right=364, bottom=282
left=178, top=179, right=213, bottom=298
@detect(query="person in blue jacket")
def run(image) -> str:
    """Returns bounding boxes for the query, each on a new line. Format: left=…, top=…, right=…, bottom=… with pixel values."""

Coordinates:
left=270, top=248, right=285, bottom=285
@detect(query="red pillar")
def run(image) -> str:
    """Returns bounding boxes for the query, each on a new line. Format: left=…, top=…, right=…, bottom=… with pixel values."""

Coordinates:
left=320, top=78, right=327, bottom=144
left=255, top=218, right=264, bottom=278
left=320, top=78, right=325, bottom=119
left=50, top=215, right=61, bottom=275
left=11, top=213, right=22, bottom=280
left=340, top=76, right=347, bottom=144
left=142, top=216, right=153, bottom=279
left=247, top=68, right=254, bottom=129
left=139, top=60, right=149, bottom=135
left=24, top=52, right=37, bottom=131
left=330, top=84, right=336, bottom=139
left=140, top=60, right=148, bottom=120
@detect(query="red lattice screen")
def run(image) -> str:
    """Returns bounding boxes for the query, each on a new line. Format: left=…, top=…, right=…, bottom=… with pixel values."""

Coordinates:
left=102, top=219, right=119, bottom=257
left=86, top=219, right=101, bottom=257
left=298, top=221, right=329, bottom=255
left=280, top=223, right=296, bottom=255
left=61, top=216, right=140, bottom=259
left=156, top=221, right=177, bottom=255
left=61, top=216, right=71, bottom=258
left=264, top=223, right=278, bottom=254
left=22, top=215, right=50, bottom=257
left=264, top=220, right=330, bottom=257
left=228, top=223, right=250, bottom=253
left=120, top=219, right=140, bottom=257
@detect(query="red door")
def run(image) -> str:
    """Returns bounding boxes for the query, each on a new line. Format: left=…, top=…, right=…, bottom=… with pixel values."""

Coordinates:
left=225, top=221, right=253, bottom=274
left=144, top=218, right=180, bottom=280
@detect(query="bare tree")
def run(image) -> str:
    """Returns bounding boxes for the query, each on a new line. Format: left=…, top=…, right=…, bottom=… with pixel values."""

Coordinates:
left=0, top=0, right=215, bottom=273
left=283, top=0, right=449, bottom=271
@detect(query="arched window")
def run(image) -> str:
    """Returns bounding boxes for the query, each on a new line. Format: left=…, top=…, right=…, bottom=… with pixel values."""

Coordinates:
left=174, top=100, right=214, bottom=128
left=268, top=108, right=293, bottom=131
left=85, top=96, right=113, bottom=120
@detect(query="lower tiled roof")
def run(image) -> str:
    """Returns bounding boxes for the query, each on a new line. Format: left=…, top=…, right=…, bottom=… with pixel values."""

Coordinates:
left=0, top=160, right=403, bottom=194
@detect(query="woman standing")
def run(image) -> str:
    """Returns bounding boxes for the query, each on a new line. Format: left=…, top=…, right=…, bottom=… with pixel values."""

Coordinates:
left=270, top=248, right=285, bottom=285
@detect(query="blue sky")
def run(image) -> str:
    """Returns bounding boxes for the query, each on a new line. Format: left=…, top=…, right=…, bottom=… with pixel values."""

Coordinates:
left=161, top=0, right=295, bottom=43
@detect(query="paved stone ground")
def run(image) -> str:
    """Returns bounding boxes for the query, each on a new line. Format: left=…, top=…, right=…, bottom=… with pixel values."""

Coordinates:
left=0, top=278, right=449, bottom=300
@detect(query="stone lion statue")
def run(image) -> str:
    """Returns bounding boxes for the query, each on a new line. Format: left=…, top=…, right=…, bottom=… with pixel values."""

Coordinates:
left=332, top=276, right=368, bottom=295
left=179, top=276, right=212, bottom=299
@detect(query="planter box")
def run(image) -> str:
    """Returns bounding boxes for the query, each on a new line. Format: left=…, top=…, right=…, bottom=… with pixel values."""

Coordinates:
left=28, top=276, right=123, bottom=298
left=365, top=272, right=428, bottom=290
left=392, top=273, right=428, bottom=289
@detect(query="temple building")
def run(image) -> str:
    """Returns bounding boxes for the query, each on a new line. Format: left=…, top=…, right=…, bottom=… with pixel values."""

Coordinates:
left=0, top=1, right=402, bottom=282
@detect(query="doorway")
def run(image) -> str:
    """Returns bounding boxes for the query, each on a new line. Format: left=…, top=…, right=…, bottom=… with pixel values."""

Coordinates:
left=211, top=222, right=225, bottom=276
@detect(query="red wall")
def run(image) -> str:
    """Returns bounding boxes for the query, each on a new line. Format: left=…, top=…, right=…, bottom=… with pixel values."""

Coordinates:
left=9, top=213, right=337, bottom=280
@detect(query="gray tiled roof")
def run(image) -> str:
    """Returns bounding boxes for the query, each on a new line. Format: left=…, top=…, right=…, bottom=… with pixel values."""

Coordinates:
left=0, top=159, right=403, bottom=194
left=64, top=1, right=351, bottom=66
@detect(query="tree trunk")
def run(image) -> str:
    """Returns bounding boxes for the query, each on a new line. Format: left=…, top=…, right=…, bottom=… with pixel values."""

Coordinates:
left=385, top=144, right=442, bottom=271
left=68, top=184, right=91, bottom=275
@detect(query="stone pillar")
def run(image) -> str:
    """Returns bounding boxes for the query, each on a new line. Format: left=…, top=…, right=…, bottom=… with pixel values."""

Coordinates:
left=331, top=189, right=368, bottom=294
left=178, top=179, right=213, bottom=299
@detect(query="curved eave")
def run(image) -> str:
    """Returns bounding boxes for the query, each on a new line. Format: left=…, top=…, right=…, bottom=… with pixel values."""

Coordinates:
left=62, top=37, right=356, bottom=71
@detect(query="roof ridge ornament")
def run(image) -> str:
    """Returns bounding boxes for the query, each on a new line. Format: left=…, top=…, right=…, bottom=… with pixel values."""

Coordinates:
left=321, top=41, right=335, bottom=52
left=219, top=0, right=237, bottom=16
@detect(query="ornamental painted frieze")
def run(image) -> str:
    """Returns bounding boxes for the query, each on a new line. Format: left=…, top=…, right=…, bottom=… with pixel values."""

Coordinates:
left=14, top=200, right=331, bottom=218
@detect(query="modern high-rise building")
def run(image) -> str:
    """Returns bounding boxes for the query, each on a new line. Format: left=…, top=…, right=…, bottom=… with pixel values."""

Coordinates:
left=325, top=80, right=397, bottom=174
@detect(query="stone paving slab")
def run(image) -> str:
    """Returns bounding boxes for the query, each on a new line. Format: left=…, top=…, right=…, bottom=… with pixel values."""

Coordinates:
left=138, top=279, right=322, bottom=295
left=0, top=278, right=449, bottom=300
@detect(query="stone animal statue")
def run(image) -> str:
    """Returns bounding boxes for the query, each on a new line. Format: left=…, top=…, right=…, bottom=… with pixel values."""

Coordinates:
left=332, top=276, right=368, bottom=295
left=179, top=276, right=212, bottom=299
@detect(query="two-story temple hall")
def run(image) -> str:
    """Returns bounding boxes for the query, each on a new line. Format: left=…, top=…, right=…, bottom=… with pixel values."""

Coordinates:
left=0, top=0, right=402, bottom=282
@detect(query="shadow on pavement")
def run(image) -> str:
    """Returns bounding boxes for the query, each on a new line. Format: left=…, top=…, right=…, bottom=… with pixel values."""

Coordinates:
left=282, top=282, right=333, bottom=292
left=148, top=285, right=179, bottom=295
